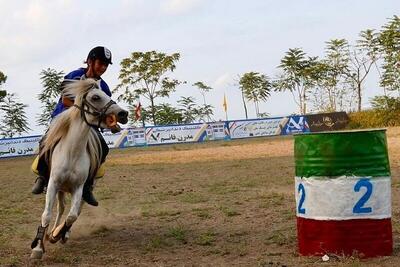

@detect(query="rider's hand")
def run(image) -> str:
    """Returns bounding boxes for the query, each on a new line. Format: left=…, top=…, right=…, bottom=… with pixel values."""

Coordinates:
left=62, top=96, right=74, bottom=107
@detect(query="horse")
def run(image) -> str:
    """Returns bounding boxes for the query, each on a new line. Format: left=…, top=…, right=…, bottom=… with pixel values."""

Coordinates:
left=30, top=79, right=128, bottom=259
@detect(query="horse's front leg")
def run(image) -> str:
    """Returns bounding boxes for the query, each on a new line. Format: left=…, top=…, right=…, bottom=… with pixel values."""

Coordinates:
left=52, top=191, right=65, bottom=233
left=61, top=198, right=85, bottom=244
left=30, top=180, right=58, bottom=259
left=49, top=185, right=84, bottom=244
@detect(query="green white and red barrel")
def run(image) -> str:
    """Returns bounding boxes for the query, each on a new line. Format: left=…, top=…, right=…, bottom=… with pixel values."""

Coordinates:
left=294, top=129, right=392, bottom=257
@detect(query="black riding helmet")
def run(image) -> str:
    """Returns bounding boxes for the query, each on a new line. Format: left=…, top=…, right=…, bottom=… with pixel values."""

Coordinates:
left=87, top=46, right=112, bottom=65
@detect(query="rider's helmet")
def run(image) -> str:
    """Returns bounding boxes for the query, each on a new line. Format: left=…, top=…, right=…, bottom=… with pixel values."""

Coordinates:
left=87, top=46, right=112, bottom=65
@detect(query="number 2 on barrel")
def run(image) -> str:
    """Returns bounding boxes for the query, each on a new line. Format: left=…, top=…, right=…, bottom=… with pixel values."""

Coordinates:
left=297, top=183, right=306, bottom=214
left=353, top=178, right=373, bottom=214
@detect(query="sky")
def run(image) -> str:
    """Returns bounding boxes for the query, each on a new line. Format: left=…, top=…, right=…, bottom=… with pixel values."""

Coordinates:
left=0, top=0, right=399, bottom=135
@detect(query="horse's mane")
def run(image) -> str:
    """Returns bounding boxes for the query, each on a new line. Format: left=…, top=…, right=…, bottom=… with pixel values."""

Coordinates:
left=40, top=79, right=102, bottom=177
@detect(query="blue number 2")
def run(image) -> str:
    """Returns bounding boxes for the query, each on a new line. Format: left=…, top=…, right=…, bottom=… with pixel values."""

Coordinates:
left=297, top=183, right=306, bottom=214
left=353, top=179, right=373, bottom=214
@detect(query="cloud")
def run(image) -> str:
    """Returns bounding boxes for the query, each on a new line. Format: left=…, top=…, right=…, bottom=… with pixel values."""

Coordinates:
left=160, top=0, right=202, bottom=15
left=213, top=73, right=234, bottom=89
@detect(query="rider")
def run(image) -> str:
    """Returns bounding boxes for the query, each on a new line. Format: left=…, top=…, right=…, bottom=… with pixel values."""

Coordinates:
left=31, top=46, right=113, bottom=206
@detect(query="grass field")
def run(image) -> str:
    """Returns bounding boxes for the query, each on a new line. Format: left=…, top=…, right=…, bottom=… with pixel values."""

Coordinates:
left=2, top=128, right=400, bottom=266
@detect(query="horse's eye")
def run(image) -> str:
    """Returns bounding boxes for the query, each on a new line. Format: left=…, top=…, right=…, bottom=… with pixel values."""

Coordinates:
left=92, top=95, right=101, bottom=101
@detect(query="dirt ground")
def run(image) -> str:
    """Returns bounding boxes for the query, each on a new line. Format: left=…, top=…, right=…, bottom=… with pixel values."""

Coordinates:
left=2, top=128, right=400, bottom=266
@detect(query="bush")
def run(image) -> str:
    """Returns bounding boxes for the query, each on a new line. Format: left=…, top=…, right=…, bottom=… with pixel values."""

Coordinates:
left=348, top=109, right=400, bottom=129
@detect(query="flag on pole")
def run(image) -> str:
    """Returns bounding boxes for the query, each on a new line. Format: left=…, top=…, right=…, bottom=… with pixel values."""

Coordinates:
left=223, top=93, right=228, bottom=112
left=135, top=102, right=142, bottom=121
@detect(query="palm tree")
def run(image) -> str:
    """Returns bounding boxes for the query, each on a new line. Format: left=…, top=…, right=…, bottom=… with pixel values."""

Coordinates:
left=193, top=81, right=214, bottom=121
left=178, top=96, right=198, bottom=123
left=239, top=72, right=272, bottom=117
left=276, top=48, right=321, bottom=114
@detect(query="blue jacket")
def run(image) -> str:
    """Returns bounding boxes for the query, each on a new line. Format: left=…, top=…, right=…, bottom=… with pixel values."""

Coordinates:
left=51, top=68, right=111, bottom=118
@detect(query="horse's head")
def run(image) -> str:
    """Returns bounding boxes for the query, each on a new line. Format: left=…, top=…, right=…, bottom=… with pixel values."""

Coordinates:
left=63, top=79, right=128, bottom=130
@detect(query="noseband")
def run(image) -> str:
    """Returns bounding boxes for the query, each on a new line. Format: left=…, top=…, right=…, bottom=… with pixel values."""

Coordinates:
left=73, top=90, right=116, bottom=129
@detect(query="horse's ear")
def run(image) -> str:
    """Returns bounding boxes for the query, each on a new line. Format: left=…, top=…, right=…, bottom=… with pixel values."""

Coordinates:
left=60, top=80, right=74, bottom=92
left=92, top=79, right=101, bottom=89
left=61, top=79, right=78, bottom=99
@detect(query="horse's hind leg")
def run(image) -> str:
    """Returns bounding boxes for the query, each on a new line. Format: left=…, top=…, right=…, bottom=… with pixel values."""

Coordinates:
left=31, top=180, right=58, bottom=259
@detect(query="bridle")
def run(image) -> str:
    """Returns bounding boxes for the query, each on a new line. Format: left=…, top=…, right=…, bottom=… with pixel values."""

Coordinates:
left=73, top=88, right=116, bottom=129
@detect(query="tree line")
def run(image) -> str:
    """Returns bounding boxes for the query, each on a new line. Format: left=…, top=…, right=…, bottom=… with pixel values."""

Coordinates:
left=0, top=15, right=399, bottom=137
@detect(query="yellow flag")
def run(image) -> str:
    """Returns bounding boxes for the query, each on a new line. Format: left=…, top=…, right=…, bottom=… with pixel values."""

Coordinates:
left=223, top=93, right=228, bottom=112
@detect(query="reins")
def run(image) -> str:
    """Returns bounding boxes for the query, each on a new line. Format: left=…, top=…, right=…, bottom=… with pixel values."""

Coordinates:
left=73, top=89, right=116, bottom=129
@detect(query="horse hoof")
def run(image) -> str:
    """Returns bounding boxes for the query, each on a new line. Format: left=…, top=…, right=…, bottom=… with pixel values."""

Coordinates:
left=60, top=231, right=70, bottom=244
left=49, top=234, right=60, bottom=244
left=30, top=248, right=43, bottom=259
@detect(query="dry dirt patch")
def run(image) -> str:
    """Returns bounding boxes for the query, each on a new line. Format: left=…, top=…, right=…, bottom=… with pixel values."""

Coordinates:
left=1, top=130, right=400, bottom=266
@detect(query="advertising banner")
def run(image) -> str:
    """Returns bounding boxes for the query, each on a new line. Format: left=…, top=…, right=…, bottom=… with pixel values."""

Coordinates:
left=145, top=123, right=208, bottom=145
left=281, top=116, right=310, bottom=135
left=305, top=112, right=349, bottom=132
left=126, top=128, right=146, bottom=147
left=0, top=135, right=41, bottom=158
left=206, top=122, right=229, bottom=141
left=101, top=129, right=130, bottom=148
left=0, top=112, right=349, bottom=159
left=228, top=117, right=289, bottom=139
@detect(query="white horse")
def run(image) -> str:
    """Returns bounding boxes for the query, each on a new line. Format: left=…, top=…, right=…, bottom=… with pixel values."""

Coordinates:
left=30, top=79, right=128, bottom=259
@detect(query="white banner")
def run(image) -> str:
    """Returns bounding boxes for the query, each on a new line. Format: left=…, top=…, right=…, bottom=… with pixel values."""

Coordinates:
left=0, top=135, right=41, bottom=158
left=295, top=176, right=391, bottom=220
left=145, top=124, right=208, bottom=145
left=228, top=117, right=288, bottom=139
left=101, top=129, right=129, bottom=148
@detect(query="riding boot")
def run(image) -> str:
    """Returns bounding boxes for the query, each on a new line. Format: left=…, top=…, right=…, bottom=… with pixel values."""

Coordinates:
left=32, top=176, right=46, bottom=194
left=32, top=155, right=49, bottom=194
left=82, top=177, right=98, bottom=206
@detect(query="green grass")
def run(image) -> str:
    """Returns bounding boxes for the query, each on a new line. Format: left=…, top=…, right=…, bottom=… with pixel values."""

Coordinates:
left=192, top=208, right=212, bottom=219
left=167, top=225, right=187, bottom=244
left=219, top=206, right=241, bottom=217
left=195, top=230, right=217, bottom=246
left=179, top=192, right=208, bottom=204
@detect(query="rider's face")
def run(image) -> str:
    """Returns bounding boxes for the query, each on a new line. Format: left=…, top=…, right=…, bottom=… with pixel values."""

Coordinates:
left=87, top=59, right=109, bottom=78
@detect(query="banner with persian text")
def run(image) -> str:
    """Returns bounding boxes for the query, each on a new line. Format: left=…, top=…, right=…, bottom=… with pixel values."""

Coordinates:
left=0, top=135, right=41, bottom=158
left=0, top=112, right=349, bottom=159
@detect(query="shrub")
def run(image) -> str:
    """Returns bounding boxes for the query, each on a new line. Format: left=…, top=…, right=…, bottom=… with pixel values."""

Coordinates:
left=348, top=109, right=400, bottom=129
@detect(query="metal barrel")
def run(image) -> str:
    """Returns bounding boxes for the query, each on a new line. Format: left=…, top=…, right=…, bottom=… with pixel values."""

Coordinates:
left=294, top=129, right=392, bottom=257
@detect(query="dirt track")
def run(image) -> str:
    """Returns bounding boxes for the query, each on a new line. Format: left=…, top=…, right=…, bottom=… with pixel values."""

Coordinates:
left=1, top=129, right=400, bottom=266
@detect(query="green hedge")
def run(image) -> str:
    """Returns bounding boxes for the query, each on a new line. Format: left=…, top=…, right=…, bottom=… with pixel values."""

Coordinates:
left=347, top=109, right=400, bottom=129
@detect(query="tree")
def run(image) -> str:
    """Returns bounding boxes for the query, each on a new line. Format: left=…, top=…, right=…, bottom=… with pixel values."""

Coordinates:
left=239, top=72, right=272, bottom=117
left=196, top=104, right=214, bottom=122
left=129, top=103, right=183, bottom=126
left=345, top=30, right=380, bottom=111
left=37, top=68, right=64, bottom=127
left=114, top=51, right=182, bottom=125
left=378, top=15, right=400, bottom=94
left=178, top=96, right=198, bottom=123
left=0, top=71, right=7, bottom=102
left=192, top=81, right=214, bottom=121
left=192, top=81, right=212, bottom=105
left=275, top=48, right=318, bottom=114
left=0, top=93, right=30, bottom=137
left=320, top=39, right=353, bottom=112
left=236, top=74, right=249, bottom=119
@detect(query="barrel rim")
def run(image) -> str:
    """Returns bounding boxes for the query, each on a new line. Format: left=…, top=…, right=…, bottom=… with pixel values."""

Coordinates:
left=294, top=128, right=387, bottom=136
